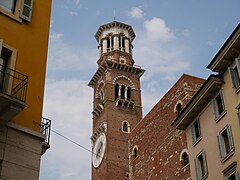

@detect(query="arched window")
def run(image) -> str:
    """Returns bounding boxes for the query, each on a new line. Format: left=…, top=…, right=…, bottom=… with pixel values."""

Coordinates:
left=99, top=90, right=104, bottom=104
left=176, top=103, right=182, bottom=115
left=122, top=38, right=125, bottom=52
left=121, top=85, right=125, bottom=99
left=133, top=147, right=138, bottom=159
left=107, top=38, right=110, bottom=52
left=127, top=87, right=131, bottom=101
left=122, top=121, right=130, bottom=133
left=182, top=152, right=189, bottom=166
left=174, top=100, right=183, bottom=116
left=111, top=36, right=114, bottom=50
left=115, top=84, right=119, bottom=100
left=180, top=150, right=189, bottom=167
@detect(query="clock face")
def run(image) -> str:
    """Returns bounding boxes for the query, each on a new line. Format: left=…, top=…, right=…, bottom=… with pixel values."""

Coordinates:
left=92, top=133, right=106, bottom=168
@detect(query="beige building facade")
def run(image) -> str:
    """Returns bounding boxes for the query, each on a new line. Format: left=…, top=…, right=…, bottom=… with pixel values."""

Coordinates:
left=172, top=24, right=240, bottom=180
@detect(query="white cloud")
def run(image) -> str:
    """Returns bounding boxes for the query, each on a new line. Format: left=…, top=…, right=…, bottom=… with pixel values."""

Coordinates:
left=207, top=39, right=223, bottom=46
left=129, top=7, right=144, bottom=19
left=181, top=29, right=191, bottom=37
left=133, top=17, right=190, bottom=112
left=60, top=0, right=82, bottom=16
left=40, top=79, right=92, bottom=180
left=47, top=31, right=97, bottom=78
left=143, top=17, right=175, bottom=42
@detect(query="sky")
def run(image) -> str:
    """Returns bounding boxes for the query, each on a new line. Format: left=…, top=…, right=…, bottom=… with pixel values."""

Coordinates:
left=39, top=0, right=240, bottom=179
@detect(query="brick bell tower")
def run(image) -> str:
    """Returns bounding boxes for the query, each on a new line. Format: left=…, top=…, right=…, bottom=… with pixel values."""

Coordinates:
left=88, top=21, right=145, bottom=180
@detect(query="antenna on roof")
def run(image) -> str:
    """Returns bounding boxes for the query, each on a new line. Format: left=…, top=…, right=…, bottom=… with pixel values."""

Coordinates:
left=113, top=9, right=116, bottom=21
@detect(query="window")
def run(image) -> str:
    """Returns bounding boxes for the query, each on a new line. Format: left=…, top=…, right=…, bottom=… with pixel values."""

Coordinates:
left=127, top=87, right=131, bottom=101
left=132, top=146, right=138, bottom=159
left=121, top=85, right=125, bottom=99
left=99, top=90, right=104, bottom=104
left=194, top=151, right=208, bottom=180
left=229, top=58, right=240, bottom=90
left=191, top=118, right=201, bottom=145
left=0, top=0, right=16, bottom=13
left=0, top=0, right=33, bottom=22
left=223, top=162, right=239, bottom=180
left=217, top=125, right=234, bottom=161
left=181, top=152, right=189, bottom=166
left=213, top=92, right=225, bottom=120
left=122, top=121, right=130, bottom=133
left=115, top=83, right=119, bottom=100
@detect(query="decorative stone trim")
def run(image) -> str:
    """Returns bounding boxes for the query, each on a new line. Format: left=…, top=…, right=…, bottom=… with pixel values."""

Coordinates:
left=90, top=122, right=107, bottom=144
left=113, top=75, right=135, bottom=89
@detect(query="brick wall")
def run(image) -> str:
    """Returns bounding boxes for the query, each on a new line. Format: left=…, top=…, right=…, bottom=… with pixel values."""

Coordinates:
left=129, top=74, right=205, bottom=180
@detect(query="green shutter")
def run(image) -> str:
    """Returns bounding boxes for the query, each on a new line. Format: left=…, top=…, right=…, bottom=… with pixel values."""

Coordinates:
left=229, top=67, right=238, bottom=89
left=217, top=135, right=223, bottom=159
left=20, top=0, right=33, bottom=22
left=202, top=151, right=208, bottom=176
left=191, top=124, right=196, bottom=143
left=227, top=125, right=234, bottom=150
left=237, top=110, right=240, bottom=122
left=220, top=92, right=225, bottom=111
left=194, top=158, right=200, bottom=180
left=213, top=98, right=218, bottom=118
left=0, top=39, right=3, bottom=55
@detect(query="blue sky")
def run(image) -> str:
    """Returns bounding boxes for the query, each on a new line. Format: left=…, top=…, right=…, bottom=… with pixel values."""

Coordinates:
left=40, top=0, right=240, bottom=179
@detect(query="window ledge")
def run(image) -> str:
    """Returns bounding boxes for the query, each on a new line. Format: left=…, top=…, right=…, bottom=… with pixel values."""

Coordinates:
left=182, top=163, right=190, bottom=170
left=235, top=86, right=240, bottom=94
left=192, top=136, right=202, bottom=147
left=0, top=8, right=22, bottom=23
left=221, top=149, right=235, bottom=163
left=200, top=173, right=208, bottom=180
left=215, top=110, right=227, bottom=123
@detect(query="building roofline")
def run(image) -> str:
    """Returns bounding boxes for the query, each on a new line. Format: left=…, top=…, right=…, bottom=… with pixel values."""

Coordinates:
left=130, top=73, right=205, bottom=135
left=207, top=23, right=240, bottom=72
left=95, top=21, right=136, bottom=42
left=171, top=74, right=224, bottom=130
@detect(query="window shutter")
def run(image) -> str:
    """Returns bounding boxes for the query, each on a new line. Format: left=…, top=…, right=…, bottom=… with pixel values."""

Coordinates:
left=237, top=110, right=240, bottom=122
left=191, top=125, right=196, bottom=143
left=220, top=92, right=225, bottom=111
left=229, top=67, right=238, bottom=89
left=0, top=39, right=3, bottom=55
left=194, top=158, right=200, bottom=180
left=202, top=151, right=207, bottom=176
left=217, top=135, right=223, bottom=159
left=227, top=125, right=234, bottom=150
left=236, top=57, right=240, bottom=74
left=213, top=99, right=218, bottom=118
left=20, top=0, right=33, bottom=22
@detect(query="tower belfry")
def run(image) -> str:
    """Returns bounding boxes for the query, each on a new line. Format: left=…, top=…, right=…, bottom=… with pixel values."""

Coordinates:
left=89, top=21, right=145, bottom=180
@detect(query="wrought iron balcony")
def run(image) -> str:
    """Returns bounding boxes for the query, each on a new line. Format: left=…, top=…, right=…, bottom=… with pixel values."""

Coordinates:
left=0, top=64, right=28, bottom=121
left=41, top=117, right=51, bottom=155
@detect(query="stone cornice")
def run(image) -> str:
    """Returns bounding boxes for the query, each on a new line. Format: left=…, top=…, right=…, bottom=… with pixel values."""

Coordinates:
left=88, top=60, right=145, bottom=88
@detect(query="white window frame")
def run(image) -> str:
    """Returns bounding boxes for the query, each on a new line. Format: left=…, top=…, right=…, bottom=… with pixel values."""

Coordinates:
left=194, top=150, right=208, bottom=180
left=0, top=0, right=33, bottom=22
left=213, top=91, right=226, bottom=121
left=229, top=57, right=240, bottom=91
left=217, top=125, right=234, bottom=162
left=191, top=118, right=202, bottom=146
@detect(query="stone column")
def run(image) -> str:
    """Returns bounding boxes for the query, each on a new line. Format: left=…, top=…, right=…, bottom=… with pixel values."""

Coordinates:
left=114, top=36, right=119, bottom=50
left=102, top=39, right=107, bottom=53
left=125, top=39, right=129, bottom=53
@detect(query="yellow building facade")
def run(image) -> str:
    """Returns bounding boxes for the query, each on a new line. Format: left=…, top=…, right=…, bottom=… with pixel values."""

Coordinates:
left=0, top=0, right=52, bottom=179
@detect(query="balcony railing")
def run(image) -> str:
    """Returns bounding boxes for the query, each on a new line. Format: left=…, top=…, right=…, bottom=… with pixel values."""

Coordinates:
left=41, top=117, right=51, bottom=155
left=41, top=117, right=51, bottom=145
left=0, top=64, right=28, bottom=102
